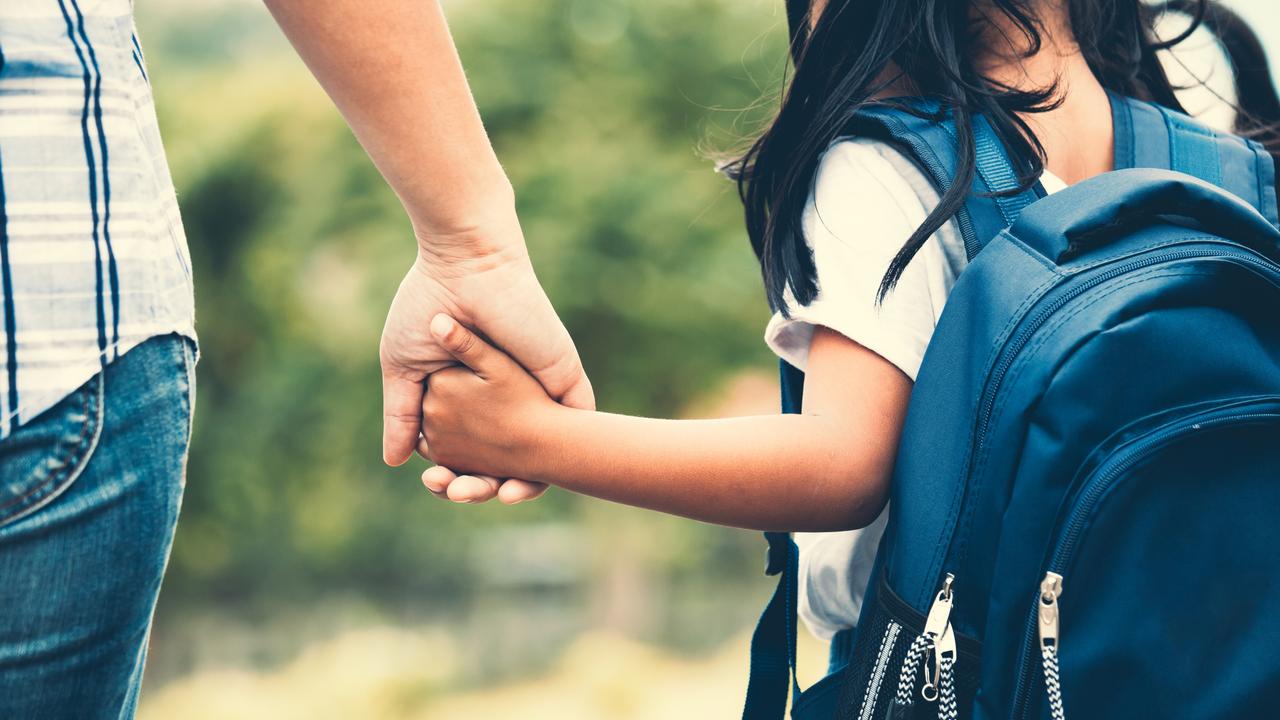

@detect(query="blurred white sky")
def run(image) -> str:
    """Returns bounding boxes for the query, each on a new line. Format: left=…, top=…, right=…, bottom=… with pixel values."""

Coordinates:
left=1228, top=0, right=1280, bottom=67
left=142, top=0, right=1277, bottom=130
left=154, top=0, right=1280, bottom=72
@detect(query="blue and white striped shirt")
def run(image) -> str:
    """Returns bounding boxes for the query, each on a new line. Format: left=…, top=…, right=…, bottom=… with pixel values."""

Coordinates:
left=0, top=1, right=194, bottom=438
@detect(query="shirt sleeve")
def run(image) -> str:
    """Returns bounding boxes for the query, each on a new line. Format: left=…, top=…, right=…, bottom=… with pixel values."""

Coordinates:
left=763, top=139, right=963, bottom=382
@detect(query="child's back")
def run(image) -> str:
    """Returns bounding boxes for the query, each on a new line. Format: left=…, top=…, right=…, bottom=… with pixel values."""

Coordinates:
left=740, top=0, right=1275, bottom=643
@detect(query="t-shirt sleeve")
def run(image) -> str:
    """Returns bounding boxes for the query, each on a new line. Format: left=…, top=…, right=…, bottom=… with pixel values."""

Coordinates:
left=763, top=139, right=963, bottom=382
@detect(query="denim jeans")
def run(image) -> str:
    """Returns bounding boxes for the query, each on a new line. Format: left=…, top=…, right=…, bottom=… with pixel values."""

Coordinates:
left=0, top=334, right=195, bottom=719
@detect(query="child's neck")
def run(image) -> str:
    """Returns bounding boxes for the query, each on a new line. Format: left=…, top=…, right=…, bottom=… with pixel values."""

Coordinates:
left=972, top=0, right=1115, bottom=184
left=871, top=2, right=1116, bottom=185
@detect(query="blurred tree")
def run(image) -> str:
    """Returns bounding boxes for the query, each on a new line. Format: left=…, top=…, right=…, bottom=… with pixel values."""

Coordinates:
left=146, top=0, right=787, bottom=630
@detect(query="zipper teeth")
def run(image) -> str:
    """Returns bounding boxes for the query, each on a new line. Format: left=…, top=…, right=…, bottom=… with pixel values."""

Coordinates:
left=860, top=621, right=903, bottom=720
left=958, top=246, right=1275, bottom=566
left=1009, top=406, right=1280, bottom=719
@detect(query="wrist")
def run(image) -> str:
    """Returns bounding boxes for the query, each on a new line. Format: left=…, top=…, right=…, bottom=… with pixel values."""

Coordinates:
left=409, top=178, right=521, bottom=262
left=411, top=210, right=532, bottom=286
left=514, top=402, right=575, bottom=484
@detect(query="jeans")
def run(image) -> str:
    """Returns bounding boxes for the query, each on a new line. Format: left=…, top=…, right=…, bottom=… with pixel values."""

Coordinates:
left=0, top=334, right=195, bottom=719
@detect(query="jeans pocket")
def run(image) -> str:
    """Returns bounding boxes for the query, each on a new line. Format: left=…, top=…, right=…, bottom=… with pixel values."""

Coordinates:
left=0, top=374, right=105, bottom=528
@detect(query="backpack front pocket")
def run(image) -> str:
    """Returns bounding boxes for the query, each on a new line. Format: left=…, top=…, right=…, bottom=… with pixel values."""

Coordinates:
left=1008, top=398, right=1280, bottom=719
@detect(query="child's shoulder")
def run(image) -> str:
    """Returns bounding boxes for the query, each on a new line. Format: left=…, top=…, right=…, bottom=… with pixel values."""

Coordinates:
left=807, top=136, right=948, bottom=242
left=813, top=135, right=943, bottom=210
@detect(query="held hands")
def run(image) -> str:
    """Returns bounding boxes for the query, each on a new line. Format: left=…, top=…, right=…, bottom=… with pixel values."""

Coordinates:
left=379, top=209, right=593, bottom=503
left=418, top=314, right=560, bottom=495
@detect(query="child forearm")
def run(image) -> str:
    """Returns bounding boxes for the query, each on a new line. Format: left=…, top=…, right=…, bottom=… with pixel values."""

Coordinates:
left=521, top=409, right=889, bottom=532
left=419, top=321, right=907, bottom=525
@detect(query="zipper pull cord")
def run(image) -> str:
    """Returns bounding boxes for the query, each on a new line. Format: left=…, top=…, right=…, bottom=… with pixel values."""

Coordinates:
left=891, top=574, right=955, bottom=714
left=936, top=623, right=959, bottom=720
left=893, top=632, right=934, bottom=711
left=920, top=573, right=955, bottom=702
left=1039, top=572, right=1067, bottom=720
left=1041, top=644, right=1065, bottom=720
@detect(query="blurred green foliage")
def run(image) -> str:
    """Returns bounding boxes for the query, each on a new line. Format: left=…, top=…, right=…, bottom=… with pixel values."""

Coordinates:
left=143, top=0, right=788, bottom=622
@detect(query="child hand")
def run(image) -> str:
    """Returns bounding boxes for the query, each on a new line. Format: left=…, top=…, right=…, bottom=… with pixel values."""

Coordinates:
left=420, top=314, right=561, bottom=482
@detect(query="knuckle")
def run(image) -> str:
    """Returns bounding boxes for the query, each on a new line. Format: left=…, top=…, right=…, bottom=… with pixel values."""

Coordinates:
left=422, top=401, right=444, bottom=424
left=434, top=367, right=471, bottom=394
left=426, top=369, right=455, bottom=394
left=531, top=350, right=587, bottom=400
left=452, top=330, right=476, bottom=357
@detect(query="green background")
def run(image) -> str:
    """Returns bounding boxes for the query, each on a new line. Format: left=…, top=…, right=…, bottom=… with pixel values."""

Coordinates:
left=132, top=1, right=1278, bottom=716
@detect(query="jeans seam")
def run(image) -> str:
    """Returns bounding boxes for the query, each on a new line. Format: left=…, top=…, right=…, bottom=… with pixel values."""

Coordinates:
left=0, top=375, right=106, bottom=526
left=175, top=337, right=197, bottom=490
left=177, top=337, right=195, bottom=438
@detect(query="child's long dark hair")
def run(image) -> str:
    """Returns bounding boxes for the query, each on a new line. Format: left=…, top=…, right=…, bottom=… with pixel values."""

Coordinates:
left=732, top=0, right=1280, bottom=311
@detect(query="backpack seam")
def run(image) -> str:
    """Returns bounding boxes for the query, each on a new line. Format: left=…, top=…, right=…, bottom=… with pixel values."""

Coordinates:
left=1061, top=236, right=1224, bottom=274
left=1000, top=232, right=1060, bottom=272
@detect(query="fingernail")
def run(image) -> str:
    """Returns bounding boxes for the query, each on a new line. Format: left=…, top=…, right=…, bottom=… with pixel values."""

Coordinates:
left=429, top=314, right=455, bottom=339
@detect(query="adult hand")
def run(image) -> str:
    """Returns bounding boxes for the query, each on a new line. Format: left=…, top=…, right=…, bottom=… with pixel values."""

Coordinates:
left=380, top=210, right=593, bottom=504
left=264, top=0, right=591, bottom=502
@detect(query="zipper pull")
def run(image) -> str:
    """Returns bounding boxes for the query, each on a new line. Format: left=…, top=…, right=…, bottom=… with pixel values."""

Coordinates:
left=1039, top=572, right=1068, bottom=719
left=923, top=573, right=955, bottom=639
left=922, top=623, right=957, bottom=703
left=937, top=620, right=957, bottom=662
left=1038, top=571, right=1064, bottom=649
left=921, top=573, right=955, bottom=702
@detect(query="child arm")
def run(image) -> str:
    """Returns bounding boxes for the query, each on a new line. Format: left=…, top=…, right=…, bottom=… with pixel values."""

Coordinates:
left=422, top=315, right=910, bottom=532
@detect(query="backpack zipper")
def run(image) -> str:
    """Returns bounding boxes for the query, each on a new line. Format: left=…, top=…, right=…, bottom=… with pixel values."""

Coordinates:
left=859, top=621, right=902, bottom=720
left=891, top=574, right=959, bottom=715
left=956, top=244, right=1279, bottom=570
left=862, top=573, right=982, bottom=720
left=1038, top=572, right=1066, bottom=720
left=920, top=573, right=956, bottom=701
left=1009, top=401, right=1280, bottom=718
left=876, top=570, right=983, bottom=661
left=1036, top=572, right=1062, bottom=654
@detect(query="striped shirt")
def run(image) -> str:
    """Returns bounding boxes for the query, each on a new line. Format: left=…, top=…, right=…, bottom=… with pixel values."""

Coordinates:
left=0, top=1, right=195, bottom=438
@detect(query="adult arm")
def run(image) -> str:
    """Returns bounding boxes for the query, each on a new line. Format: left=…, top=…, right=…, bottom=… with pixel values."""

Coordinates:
left=262, top=0, right=593, bottom=501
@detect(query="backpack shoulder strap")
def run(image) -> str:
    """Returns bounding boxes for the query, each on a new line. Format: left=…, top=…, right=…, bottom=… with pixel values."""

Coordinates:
left=741, top=362, right=804, bottom=720
left=1112, top=94, right=1279, bottom=227
left=846, top=101, right=1042, bottom=260
left=742, top=528, right=800, bottom=720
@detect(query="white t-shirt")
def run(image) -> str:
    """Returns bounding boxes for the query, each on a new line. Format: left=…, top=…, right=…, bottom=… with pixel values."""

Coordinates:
left=763, top=138, right=1066, bottom=640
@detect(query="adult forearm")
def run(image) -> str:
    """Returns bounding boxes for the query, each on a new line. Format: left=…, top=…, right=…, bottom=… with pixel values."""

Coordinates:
left=263, top=0, right=513, bottom=246
left=522, top=410, right=886, bottom=532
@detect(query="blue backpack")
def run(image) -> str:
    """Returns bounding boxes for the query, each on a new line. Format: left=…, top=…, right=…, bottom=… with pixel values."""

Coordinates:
left=742, top=94, right=1280, bottom=720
